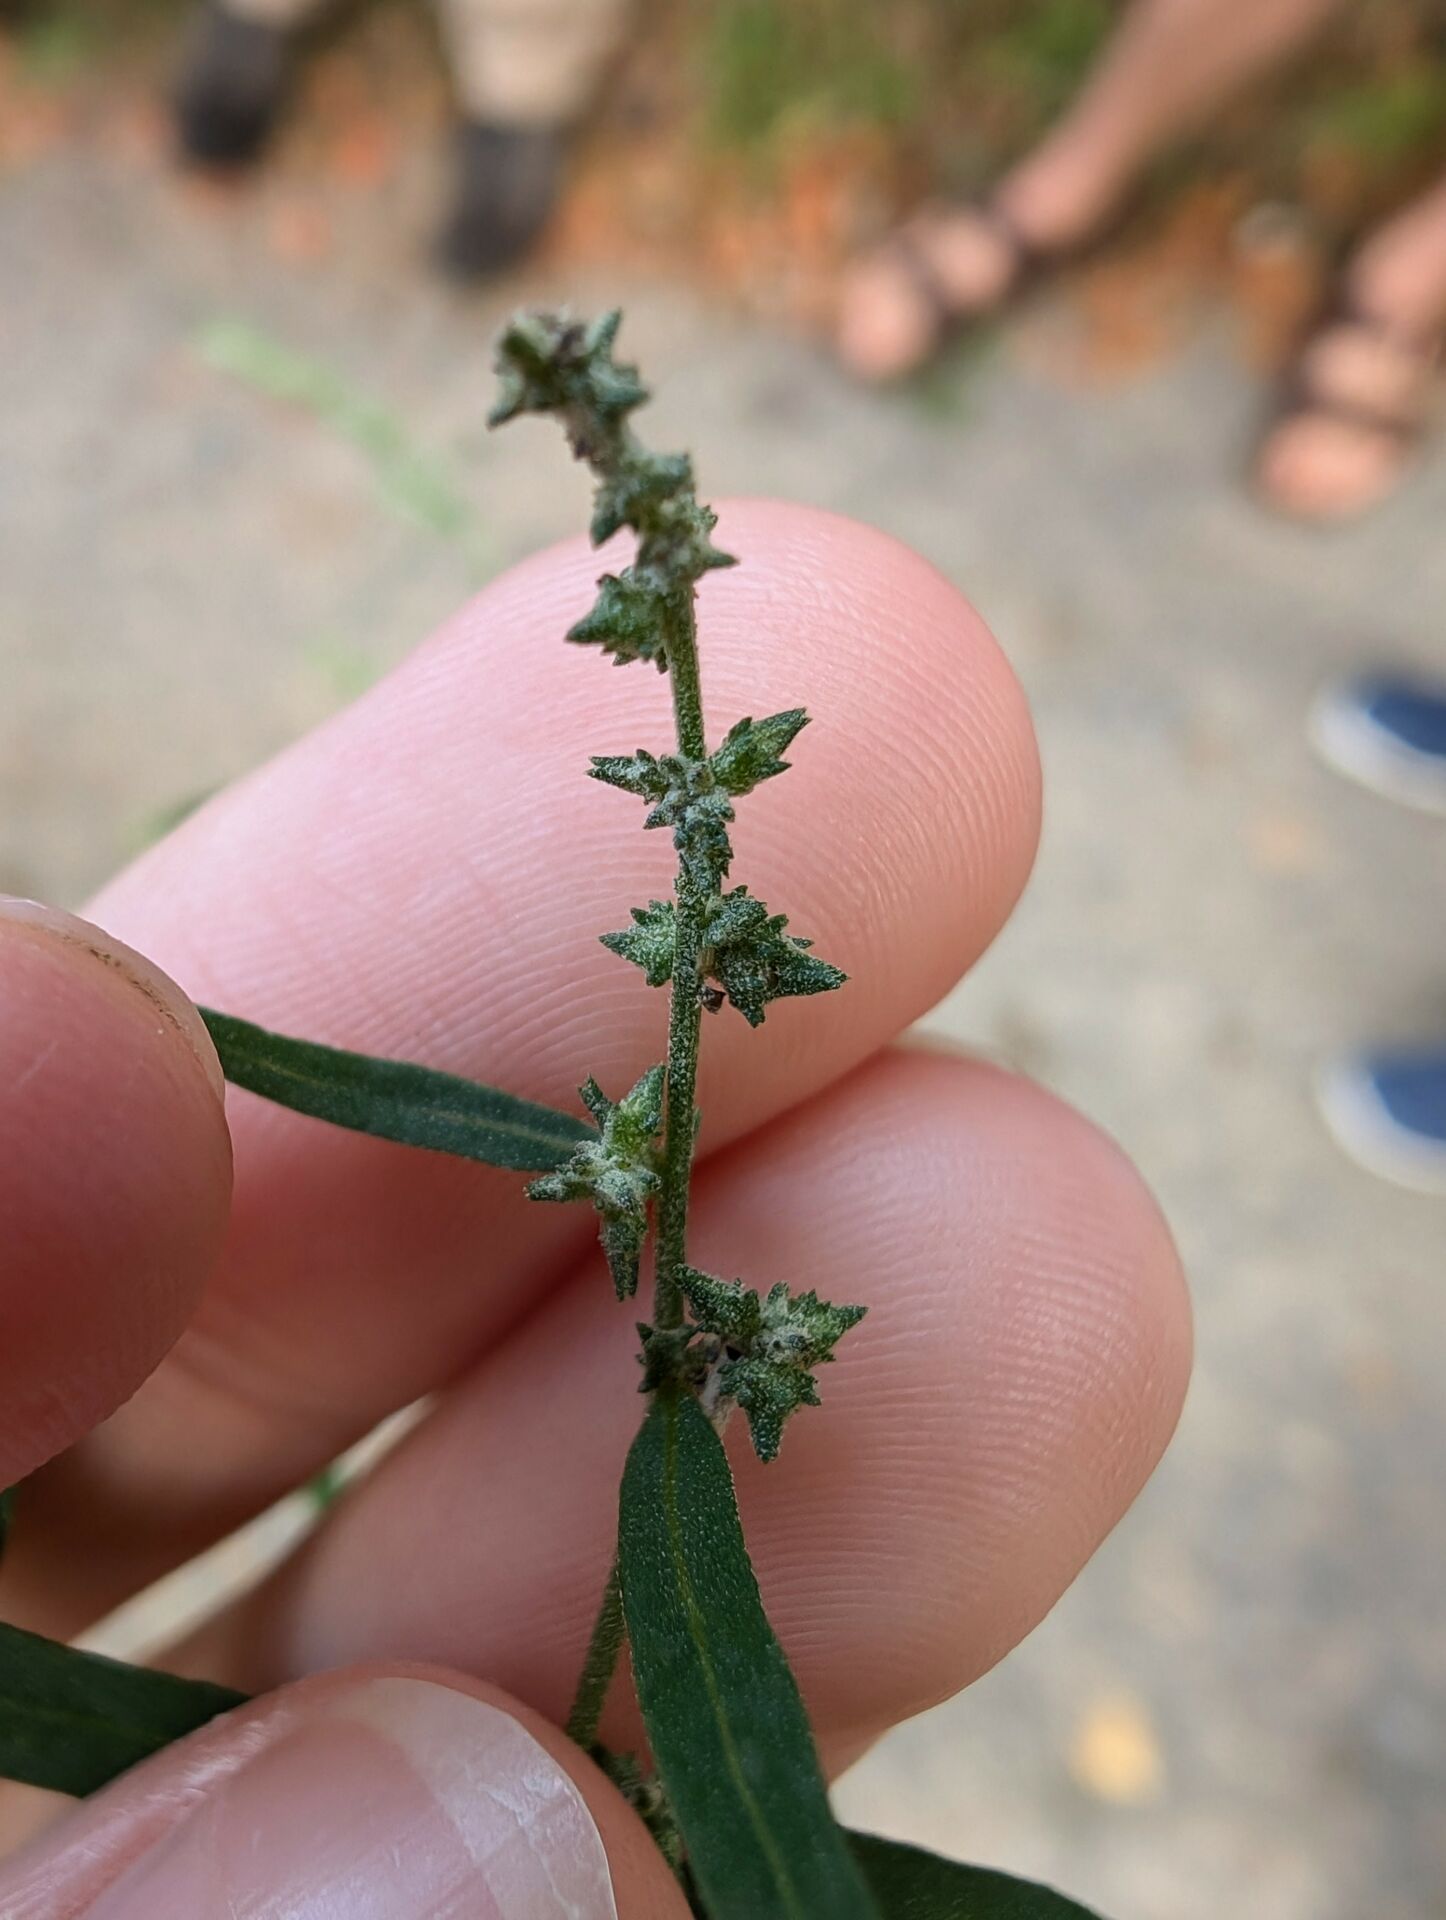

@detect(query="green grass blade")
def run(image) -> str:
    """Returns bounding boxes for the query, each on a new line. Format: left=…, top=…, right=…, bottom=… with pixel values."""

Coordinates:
left=848, top=1833, right=1103, bottom=1918
left=0, top=1622, right=245, bottom=1797
left=618, top=1391, right=878, bottom=1920
left=200, top=1010, right=591, bottom=1172
left=195, top=318, right=480, bottom=548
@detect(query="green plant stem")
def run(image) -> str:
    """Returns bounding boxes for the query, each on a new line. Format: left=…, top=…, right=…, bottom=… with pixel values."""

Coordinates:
left=654, top=593, right=709, bottom=1330
left=565, top=1558, right=625, bottom=1750
left=567, top=599, right=710, bottom=1744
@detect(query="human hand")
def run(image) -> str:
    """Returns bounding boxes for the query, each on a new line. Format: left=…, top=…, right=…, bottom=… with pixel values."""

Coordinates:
left=0, top=503, right=1191, bottom=1916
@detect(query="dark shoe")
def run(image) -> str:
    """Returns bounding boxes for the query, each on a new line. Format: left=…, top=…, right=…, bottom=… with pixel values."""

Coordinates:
left=1318, top=1045, right=1446, bottom=1192
left=436, top=121, right=564, bottom=280
left=175, top=3, right=290, bottom=167
left=1311, top=671, right=1446, bottom=816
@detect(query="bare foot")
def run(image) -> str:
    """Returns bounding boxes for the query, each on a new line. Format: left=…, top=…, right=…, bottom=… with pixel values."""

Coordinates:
left=836, top=206, right=1021, bottom=382
left=1256, top=315, right=1441, bottom=521
left=1257, top=178, right=1446, bottom=520
left=837, top=145, right=1126, bottom=381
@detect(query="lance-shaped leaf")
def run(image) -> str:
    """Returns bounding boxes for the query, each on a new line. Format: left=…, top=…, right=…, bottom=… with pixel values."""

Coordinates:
left=618, top=1392, right=879, bottom=1920
left=848, top=1833, right=1103, bottom=1918
left=201, top=1011, right=590, bottom=1172
left=702, top=887, right=846, bottom=1028
left=569, top=571, right=672, bottom=670
left=0, top=1621, right=247, bottom=1797
left=710, top=709, right=810, bottom=796
left=528, top=1065, right=665, bottom=1297
left=600, top=900, right=677, bottom=988
left=682, top=1269, right=865, bottom=1462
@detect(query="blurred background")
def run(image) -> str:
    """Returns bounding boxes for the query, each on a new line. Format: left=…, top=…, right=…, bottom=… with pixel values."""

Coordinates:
left=2, top=2, right=1445, bottom=1916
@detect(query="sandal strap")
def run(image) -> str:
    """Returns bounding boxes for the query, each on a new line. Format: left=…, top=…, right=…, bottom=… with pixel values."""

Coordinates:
left=882, top=230, right=957, bottom=331
left=1278, top=292, right=1444, bottom=440
left=1279, top=389, right=1425, bottom=445
left=884, top=197, right=1039, bottom=324
left=1330, top=293, right=1445, bottom=369
left=972, top=198, right=1045, bottom=272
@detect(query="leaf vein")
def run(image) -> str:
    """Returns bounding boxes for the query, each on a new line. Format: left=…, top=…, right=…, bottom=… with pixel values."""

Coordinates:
left=660, top=1401, right=809, bottom=1918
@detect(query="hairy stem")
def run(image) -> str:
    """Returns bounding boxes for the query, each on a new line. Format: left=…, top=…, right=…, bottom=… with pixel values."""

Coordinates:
left=572, top=599, right=708, bottom=1732
left=565, top=1559, right=625, bottom=1750
left=653, top=593, right=708, bottom=1330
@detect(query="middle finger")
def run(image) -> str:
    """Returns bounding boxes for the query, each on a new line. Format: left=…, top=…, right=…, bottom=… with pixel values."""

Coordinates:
left=174, top=1047, right=1191, bottom=1767
left=9, top=503, right=1040, bottom=1638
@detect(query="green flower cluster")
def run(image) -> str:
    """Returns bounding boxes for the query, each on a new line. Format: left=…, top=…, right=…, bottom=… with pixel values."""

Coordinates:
left=602, top=890, right=845, bottom=1029
left=494, top=309, right=862, bottom=1461
left=528, top=1067, right=664, bottom=1299
left=681, top=1270, right=866, bottom=1463
left=492, top=311, right=733, bottom=671
left=590, top=707, right=810, bottom=893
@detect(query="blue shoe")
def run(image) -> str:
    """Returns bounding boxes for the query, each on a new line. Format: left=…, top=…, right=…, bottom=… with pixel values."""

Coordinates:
left=1317, top=1045, right=1446, bottom=1192
left=1311, top=671, right=1446, bottom=815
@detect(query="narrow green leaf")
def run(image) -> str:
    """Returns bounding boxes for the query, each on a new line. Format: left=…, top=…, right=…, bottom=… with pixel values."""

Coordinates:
left=0, top=1622, right=246, bottom=1797
left=848, top=1833, right=1103, bottom=1918
left=200, top=1010, right=591, bottom=1172
left=619, top=1391, right=879, bottom=1920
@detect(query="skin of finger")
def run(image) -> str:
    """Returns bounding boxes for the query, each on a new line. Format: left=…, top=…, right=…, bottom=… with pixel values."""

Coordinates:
left=0, top=920, right=231, bottom=1490
left=9, top=501, right=1039, bottom=1636
left=177, top=1048, right=1191, bottom=1761
left=0, top=1667, right=688, bottom=1920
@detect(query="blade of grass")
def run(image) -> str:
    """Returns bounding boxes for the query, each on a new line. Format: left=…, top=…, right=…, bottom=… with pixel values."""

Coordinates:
left=195, top=317, right=491, bottom=567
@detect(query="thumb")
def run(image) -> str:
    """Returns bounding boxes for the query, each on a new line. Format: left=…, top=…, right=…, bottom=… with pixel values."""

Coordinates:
left=0, top=1667, right=689, bottom=1918
left=0, top=898, right=231, bottom=1490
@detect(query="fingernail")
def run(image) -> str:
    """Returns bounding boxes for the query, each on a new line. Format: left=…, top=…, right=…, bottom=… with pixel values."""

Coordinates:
left=86, top=1678, right=619, bottom=1919
left=0, top=897, right=224, bottom=1104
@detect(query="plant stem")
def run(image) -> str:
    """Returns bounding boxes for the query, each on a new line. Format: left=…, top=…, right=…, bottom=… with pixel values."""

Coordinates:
left=569, top=597, right=709, bottom=1746
left=565, top=1559, right=625, bottom=1750
left=654, top=592, right=708, bottom=1330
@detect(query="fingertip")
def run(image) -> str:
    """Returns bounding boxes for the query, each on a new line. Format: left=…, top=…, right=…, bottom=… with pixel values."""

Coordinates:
left=873, top=1047, right=1193, bottom=1698
left=702, top=501, right=1044, bottom=996
left=0, top=1668, right=688, bottom=1920
left=0, top=904, right=231, bottom=1485
left=687, top=1044, right=1191, bottom=1734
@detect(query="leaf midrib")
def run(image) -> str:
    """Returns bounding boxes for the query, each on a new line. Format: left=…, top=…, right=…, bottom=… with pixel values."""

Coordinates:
left=661, top=1399, right=809, bottom=1919
left=200, top=1011, right=588, bottom=1161
left=231, top=1049, right=576, bottom=1154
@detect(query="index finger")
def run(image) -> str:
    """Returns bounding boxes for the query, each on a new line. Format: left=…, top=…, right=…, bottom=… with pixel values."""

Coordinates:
left=11, top=501, right=1040, bottom=1634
